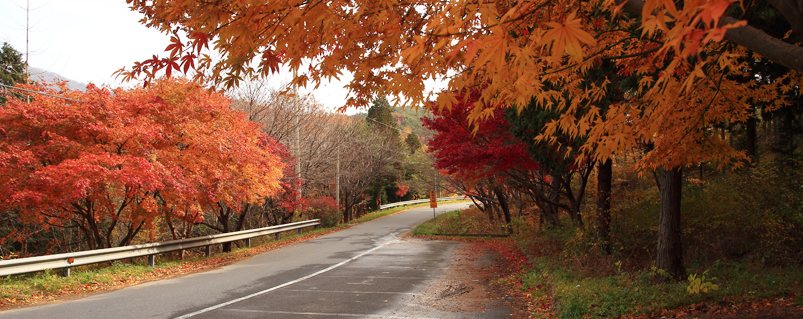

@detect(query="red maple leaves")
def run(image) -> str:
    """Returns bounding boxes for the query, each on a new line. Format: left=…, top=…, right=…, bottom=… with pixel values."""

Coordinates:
left=0, top=79, right=285, bottom=249
left=421, top=89, right=539, bottom=184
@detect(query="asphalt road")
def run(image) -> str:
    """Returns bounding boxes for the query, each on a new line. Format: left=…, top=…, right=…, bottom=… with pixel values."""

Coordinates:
left=0, top=202, right=511, bottom=319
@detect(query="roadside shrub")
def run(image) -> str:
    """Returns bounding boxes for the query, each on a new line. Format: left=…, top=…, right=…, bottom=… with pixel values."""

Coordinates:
left=305, top=197, right=341, bottom=227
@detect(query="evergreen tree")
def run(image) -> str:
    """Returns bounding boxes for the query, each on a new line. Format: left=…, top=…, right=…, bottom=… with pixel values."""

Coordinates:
left=365, top=96, right=398, bottom=137
left=405, top=132, right=421, bottom=154
left=0, top=42, right=27, bottom=104
left=365, top=96, right=403, bottom=209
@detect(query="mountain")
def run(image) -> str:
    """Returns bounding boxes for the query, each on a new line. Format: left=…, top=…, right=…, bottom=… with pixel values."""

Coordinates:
left=28, top=67, right=87, bottom=91
left=351, top=106, right=432, bottom=139
left=393, top=106, right=432, bottom=139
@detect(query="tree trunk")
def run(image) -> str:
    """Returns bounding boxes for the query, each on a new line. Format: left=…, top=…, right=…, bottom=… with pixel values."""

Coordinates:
left=484, top=199, right=496, bottom=222
left=656, top=166, right=685, bottom=281
left=342, top=193, right=349, bottom=223
left=746, top=114, right=757, bottom=165
left=375, top=182, right=382, bottom=210
left=493, top=186, right=512, bottom=224
left=219, top=204, right=233, bottom=252
left=597, top=159, right=613, bottom=254
left=235, top=203, right=252, bottom=232
left=533, top=195, right=559, bottom=227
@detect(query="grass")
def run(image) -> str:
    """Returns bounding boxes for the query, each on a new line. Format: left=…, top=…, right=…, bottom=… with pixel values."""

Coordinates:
left=408, top=198, right=803, bottom=318
left=502, top=154, right=803, bottom=318
left=412, top=206, right=509, bottom=237
left=0, top=200, right=468, bottom=309
left=514, top=223, right=803, bottom=319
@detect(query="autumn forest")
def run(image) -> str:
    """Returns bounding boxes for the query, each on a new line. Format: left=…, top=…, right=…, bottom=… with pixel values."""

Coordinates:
left=2, top=0, right=803, bottom=316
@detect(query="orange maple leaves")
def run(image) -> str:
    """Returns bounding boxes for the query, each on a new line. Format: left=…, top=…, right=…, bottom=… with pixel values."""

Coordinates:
left=542, top=12, right=597, bottom=62
left=120, top=0, right=802, bottom=172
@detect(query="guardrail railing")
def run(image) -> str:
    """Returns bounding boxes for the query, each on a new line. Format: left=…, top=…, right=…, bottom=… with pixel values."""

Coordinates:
left=378, top=196, right=467, bottom=210
left=0, top=219, right=320, bottom=277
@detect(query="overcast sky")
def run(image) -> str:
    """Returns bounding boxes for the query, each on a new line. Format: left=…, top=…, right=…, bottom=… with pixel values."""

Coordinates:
left=0, top=0, right=358, bottom=113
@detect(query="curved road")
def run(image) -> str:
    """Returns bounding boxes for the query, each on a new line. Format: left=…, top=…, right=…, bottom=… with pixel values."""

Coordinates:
left=1, top=202, right=511, bottom=319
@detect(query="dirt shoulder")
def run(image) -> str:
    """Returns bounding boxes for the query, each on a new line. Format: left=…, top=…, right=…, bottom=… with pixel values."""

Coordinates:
left=410, top=236, right=535, bottom=318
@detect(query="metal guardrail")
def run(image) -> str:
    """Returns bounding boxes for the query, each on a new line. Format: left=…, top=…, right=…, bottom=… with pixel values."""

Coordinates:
left=378, top=196, right=467, bottom=210
left=0, top=219, right=320, bottom=277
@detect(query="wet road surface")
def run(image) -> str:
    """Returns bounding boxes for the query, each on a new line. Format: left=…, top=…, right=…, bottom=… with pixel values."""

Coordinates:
left=0, top=202, right=512, bottom=319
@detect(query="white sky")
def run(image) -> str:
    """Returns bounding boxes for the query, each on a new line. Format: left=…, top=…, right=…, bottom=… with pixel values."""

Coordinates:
left=0, top=0, right=358, bottom=114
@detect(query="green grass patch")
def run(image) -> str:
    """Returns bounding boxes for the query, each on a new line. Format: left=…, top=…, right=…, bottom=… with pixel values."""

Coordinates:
left=515, top=229, right=803, bottom=318
left=412, top=206, right=509, bottom=237
left=0, top=260, right=177, bottom=306
left=351, top=199, right=470, bottom=226
left=508, top=153, right=803, bottom=318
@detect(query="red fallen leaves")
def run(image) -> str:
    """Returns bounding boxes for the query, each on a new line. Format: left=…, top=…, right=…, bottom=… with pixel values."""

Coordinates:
left=466, top=239, right=547, bottom=319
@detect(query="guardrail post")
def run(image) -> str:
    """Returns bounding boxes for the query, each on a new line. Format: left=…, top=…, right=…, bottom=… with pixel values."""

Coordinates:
left=245, top=238, right=251, bottom=248
left=148, top=255, right=156, bottom=267
left=297, top=228, right=302, bottom=235
left=62, top=267, right=70, bottom=277
left=274, top=233, right=280, bottom=241
left=205, top=245, right=211, bottom=257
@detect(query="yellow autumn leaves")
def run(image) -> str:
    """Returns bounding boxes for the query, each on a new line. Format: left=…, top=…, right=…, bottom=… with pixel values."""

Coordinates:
left=541, top=12, right=597, bottom=63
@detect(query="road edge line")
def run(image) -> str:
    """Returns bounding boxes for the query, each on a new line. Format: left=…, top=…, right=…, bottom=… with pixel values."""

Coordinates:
left=174, top=239, right=398, bottom=319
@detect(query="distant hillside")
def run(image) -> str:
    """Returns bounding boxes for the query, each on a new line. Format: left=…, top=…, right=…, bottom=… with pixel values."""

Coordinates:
left=393, top=106, right=432, bottom=139
left=28, top=67, right=87, bottom=91
left=351, top=106, right=432, bottom=141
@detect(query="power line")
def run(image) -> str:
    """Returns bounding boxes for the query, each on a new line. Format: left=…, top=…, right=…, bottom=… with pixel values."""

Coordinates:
left=305, top=119, right=416, bottom=157
left=364, top=115, right=405, bottom=133
left=274, top=135, right=430, bottom=165
left=0, top=83, right=85, bottom=103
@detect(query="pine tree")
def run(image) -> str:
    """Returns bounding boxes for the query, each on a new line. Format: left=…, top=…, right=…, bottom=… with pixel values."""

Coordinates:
left=0, top=42, right=27, bottom=105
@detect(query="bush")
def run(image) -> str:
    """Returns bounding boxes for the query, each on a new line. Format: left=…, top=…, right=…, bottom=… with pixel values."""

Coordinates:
left=304, top=197, right=341, bottom=227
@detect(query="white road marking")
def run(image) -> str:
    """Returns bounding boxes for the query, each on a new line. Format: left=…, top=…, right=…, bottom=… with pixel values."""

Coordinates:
left=174, top=239, right=398, bottom=319
left=220, top=309, right=441, bottom=318
left=328, top=275, right=434, bottom=279
left=283, top=289, right=416, bottom=295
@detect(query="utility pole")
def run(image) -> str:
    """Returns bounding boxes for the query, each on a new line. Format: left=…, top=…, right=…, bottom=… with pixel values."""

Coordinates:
left=25, top=0, right=31, bottom=103
left=433, top=166, right=439, bottom=198
left=293, top=69, right=301, bottom=198
left=25, top=0, right=30, bottom=80
left=336, top=144, right=340, bottom=208
left=295, top=105, right=300, bottom=177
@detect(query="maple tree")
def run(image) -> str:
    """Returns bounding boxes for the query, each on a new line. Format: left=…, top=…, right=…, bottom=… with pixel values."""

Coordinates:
left=256, top=138, right=306, bottom=228
left=506, top=98, right=601, bottom=226
left=0, top=79, right=284, bottom=250
left=422, top=89, right=541, bottom=225
left=119, top=0, right=801, bottom=187
left=122, top=0, right=803, bottom=279
left=303, top=196, right=339, bottom=227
